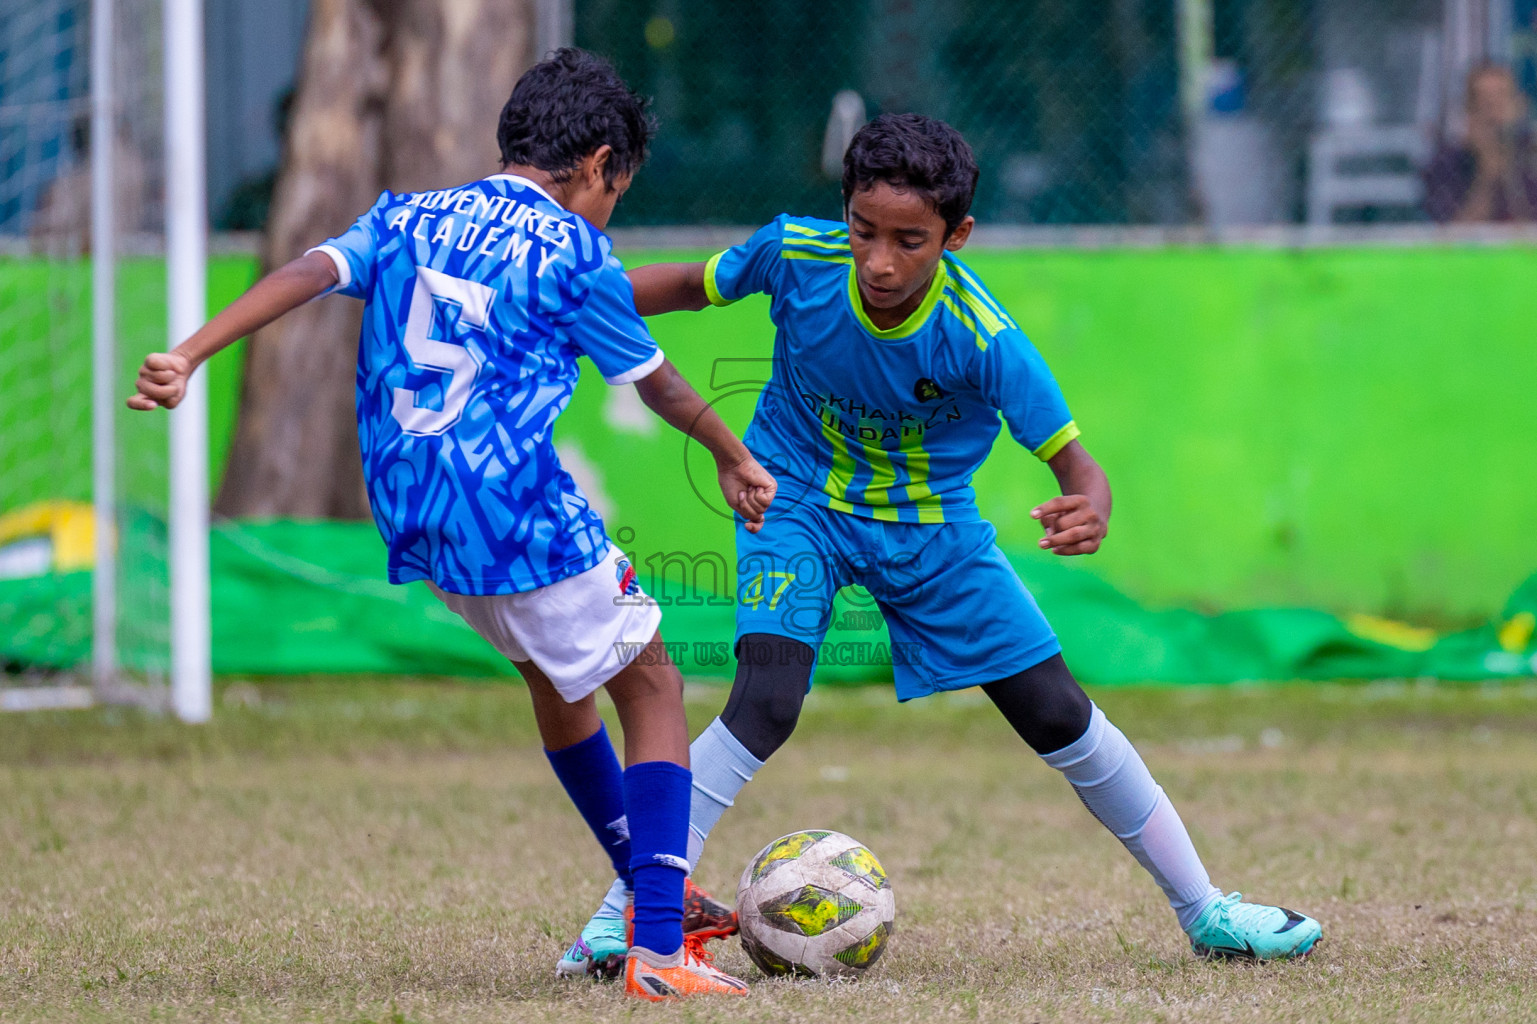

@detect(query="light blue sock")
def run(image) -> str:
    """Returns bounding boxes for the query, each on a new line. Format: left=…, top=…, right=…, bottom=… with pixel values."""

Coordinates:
left=1042, top=703, right=1220, bottom=930
left=590, top=876, right=629, bottom=921
left=685, top=717, right=766, bottom=871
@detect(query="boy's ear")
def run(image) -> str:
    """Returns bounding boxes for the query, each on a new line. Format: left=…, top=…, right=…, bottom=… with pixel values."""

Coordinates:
left=584, top=144, right=614, bottom=189
left=944, top=215, right=975, bottom=252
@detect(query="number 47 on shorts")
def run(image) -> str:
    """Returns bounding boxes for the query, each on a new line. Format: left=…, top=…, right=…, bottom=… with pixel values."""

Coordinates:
left=739, top=571, right=795, bottom=610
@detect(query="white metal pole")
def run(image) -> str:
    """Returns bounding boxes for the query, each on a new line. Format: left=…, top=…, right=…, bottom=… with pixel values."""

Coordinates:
left=165, top=0, right=210, bottom=723
left=90, top=0, right=117, bottom=694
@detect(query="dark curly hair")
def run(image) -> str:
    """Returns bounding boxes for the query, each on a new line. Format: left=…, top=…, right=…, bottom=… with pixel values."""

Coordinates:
left=496, top=48, right=655, bottom=188
left=841, top=113, right=979, bottom=233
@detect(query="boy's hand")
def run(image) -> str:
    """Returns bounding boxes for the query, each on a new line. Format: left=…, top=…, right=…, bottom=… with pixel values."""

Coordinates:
left=719, top=454, right=777, bottom=534
left=124, top=251, right=340, bottom=413
left=1031, top=494, right=1105, bottom=555
left=127, top=350, right=194, bottom=411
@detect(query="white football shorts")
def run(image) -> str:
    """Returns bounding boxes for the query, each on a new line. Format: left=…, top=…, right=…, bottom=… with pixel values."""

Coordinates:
left=430, top=544, right=663, bottom=702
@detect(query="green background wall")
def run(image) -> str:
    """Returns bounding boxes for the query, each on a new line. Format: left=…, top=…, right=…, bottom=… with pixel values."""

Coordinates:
left=578, top=246, right=1537, bottom=623
left=3, top=246, right=1534, bottom=623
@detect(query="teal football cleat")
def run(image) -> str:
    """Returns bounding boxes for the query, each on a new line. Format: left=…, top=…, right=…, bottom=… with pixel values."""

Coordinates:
left=558, top=877, right=739, bottom=981
left=1186, top=892, right=1322, bottom=961
left=555, top=910, right=629, bottom=980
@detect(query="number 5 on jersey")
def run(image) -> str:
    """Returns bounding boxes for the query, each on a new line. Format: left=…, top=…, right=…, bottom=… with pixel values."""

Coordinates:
left=392, top=266, right=493, bottom=436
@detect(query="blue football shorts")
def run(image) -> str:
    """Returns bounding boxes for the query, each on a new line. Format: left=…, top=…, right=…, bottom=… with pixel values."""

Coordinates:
left=733, top=500, right=1060, bottom=700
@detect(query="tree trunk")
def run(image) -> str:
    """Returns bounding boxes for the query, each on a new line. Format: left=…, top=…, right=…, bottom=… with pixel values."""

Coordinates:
left=215, top=0, right=535, bottom=518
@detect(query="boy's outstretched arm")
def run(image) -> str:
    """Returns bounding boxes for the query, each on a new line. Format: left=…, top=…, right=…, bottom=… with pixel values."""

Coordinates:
left=627, top=263, right=710, bottom=316
left=633, top=359, right=776, bottom=533
left=127, top=251, right=339, bottom=411
left=1033, top=439, right=1111, bottom=555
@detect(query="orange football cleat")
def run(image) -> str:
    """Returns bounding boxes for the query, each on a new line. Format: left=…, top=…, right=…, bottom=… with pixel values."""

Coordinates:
left=624, top=936, right=750, bottom=1001
left=622, top=877, right=739, bottom=945
left=682, top=876, right=739, bottom=940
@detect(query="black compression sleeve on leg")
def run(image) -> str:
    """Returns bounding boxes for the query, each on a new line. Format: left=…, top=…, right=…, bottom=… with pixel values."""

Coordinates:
left=981, top=653, right=1093, bottom=756
left=719, top=633, right=816, bottom=762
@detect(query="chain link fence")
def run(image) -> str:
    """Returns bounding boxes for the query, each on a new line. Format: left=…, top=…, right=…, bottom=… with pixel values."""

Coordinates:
left=4, top=1, right=1536, bottom=237
left=3, top=0, right=1537, bottom=235
left=580, top=0, right=1537, bottom=230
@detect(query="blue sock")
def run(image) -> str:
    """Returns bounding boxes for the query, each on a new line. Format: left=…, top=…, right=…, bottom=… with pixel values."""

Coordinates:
left=545, top=724, right=632, bottom=887
left=624, top=760, right=691, bottom=956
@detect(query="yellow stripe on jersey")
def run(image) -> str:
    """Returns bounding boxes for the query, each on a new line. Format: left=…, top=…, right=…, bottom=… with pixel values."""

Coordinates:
left=950, top=282, right=1008, bottom=336
left=818, top=412, right=860, bottom=503
left=946, top=258, right=1017, bottom=330
left=822, top=494, right=861, bottom=517
left=784, top=223, right=849, bottom=239
left=914, top=502, right=946, bottom=524
left=861, top=437, right=901, bottom=506
left=823, top=494, right=945, bottom=523
left=819, top=416, right=948, bottom=523
left=1032, top=420, right=1080, bottom=461
left=703, top=250, right=731, bottom=306
left=782, top=249, right=853, bottom=264
left=939, top=292, right=989, bottom=351
left=781, top=236, right=851, bottom=251
left=894, top=433, right=947, bottom=523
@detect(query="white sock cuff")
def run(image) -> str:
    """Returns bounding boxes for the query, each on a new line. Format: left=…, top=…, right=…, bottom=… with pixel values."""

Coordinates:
left=1039, top=703, right=1108, bottom=772
left=690, top=779, right=740, bottom=809
left=1043, top=704, right=1160, bottom=837
left=698, top=716, right=766, bottom=773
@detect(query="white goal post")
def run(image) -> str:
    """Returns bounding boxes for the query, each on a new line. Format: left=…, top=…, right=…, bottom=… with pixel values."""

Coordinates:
left=90, top=0, right=117, bottom=697
left=163, top=0, right=211, bottom=723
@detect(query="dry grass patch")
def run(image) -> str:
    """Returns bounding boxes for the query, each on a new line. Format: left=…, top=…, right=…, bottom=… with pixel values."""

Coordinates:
left=2, top=678, right=1535, bottom=1022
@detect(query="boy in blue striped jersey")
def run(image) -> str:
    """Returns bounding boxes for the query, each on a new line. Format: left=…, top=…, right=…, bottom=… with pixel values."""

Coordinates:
left=561, top=113, right=1321, bottom=970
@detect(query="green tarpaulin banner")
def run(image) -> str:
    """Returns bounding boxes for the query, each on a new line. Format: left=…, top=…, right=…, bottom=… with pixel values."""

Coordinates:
left=3, top=519, right=1533, bottom=685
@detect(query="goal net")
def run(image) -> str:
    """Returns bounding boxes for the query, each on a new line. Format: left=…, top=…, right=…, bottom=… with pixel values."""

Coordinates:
left=0, top=0, right=206, bottom=714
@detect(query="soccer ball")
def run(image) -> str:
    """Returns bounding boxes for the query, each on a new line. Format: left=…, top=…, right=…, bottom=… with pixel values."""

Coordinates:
left=735, top=829, right=895, bottom=978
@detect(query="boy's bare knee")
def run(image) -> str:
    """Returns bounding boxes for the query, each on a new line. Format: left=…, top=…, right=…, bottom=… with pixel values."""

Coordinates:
left=606, top=661, right=684, bottom=710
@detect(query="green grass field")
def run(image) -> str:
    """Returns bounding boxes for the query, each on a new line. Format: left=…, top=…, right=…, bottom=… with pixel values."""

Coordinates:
left=4, top=679, right=1536, bottom=1022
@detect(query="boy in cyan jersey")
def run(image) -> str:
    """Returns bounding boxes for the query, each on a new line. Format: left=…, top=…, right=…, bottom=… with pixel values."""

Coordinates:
left=561, top=114, right=1322, bottom=970
left=128, top=50, right=768, bottom=1001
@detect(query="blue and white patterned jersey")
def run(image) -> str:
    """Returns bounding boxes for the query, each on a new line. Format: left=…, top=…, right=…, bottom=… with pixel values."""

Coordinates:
left=309, top=174, right=663, bottom=595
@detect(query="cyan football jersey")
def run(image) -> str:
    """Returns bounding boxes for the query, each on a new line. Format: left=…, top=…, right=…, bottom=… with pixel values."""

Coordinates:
left=704, top=215, right=1078, bottom=524
left=310, top=174, right=663, bottom=595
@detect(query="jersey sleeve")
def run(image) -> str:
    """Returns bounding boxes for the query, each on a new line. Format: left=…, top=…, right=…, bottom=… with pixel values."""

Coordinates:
left=569, top=253, right=665, bottom=385
left=977, top=329, right=1079, bottom=461
left=701, top=216, right=788, bottom=306
left=305, top=191, right=390, bottom=299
